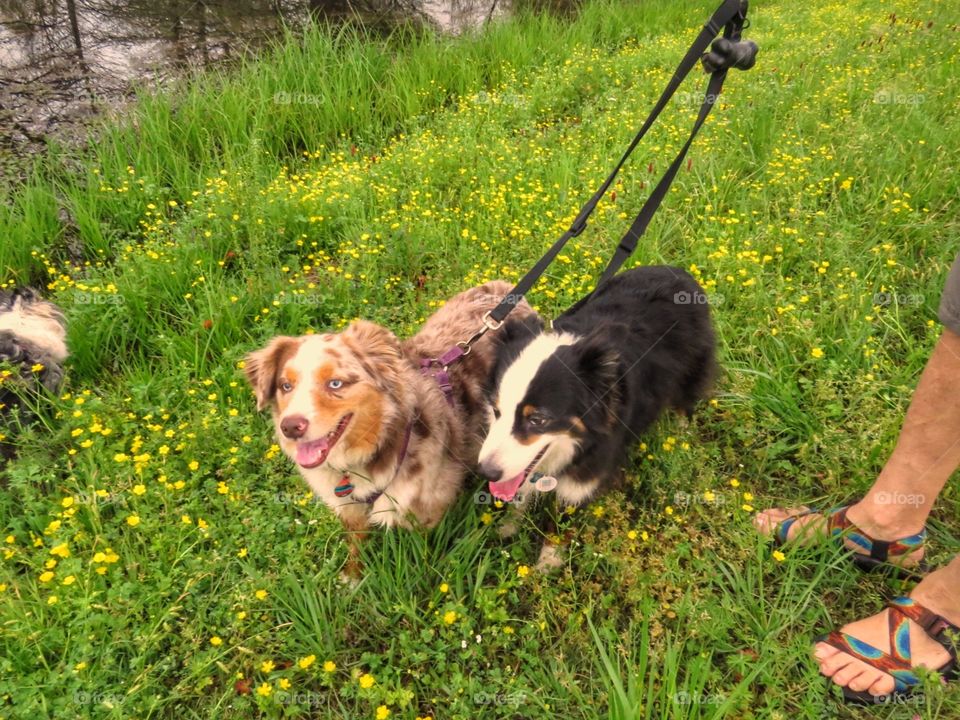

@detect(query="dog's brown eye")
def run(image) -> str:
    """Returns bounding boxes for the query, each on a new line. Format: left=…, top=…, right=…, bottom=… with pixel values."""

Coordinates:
left=528, top=414, right=547, bottom=427
left=279, top=380, right=293, bottom=393
left=492, top=406, right=501, bottom=420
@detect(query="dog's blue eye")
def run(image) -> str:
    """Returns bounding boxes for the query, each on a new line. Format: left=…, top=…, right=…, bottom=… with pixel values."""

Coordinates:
left=327, top=379, right=343, bottom=390
left=279, top=381, right=293, bottom=393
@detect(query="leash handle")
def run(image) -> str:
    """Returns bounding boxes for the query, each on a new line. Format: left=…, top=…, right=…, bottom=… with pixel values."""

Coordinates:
left=472, top=0, right=754, bottom=342
left=593, top=4, right=756, bottom=289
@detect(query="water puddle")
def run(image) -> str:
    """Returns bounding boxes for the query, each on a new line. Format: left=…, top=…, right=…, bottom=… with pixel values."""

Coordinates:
left=0, top=0, right=511, bottom=170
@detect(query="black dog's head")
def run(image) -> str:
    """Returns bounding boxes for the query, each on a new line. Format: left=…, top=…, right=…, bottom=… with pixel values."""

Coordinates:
left=479, top=320, right=623, bottom=502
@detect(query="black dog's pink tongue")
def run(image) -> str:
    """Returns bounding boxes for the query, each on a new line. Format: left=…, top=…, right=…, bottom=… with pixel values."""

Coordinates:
left=296, top=437, right=330, bottom=468
left=489, top=472, right=526, bottom=502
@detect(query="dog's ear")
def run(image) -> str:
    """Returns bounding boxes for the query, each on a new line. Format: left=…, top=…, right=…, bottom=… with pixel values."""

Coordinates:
left=244, top=336, right=302, bottom=411
left=498, top=314, right=544, bottom=346
left=572, top=331, right=620, bottom=392
left=341, top=320, right=402, bottom=390
left=488, top=314, right=544, bottom=391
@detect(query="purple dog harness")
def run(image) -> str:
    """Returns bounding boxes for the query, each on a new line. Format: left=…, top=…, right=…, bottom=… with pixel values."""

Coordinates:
left=419, top=344, right=466, bottom=406
left=335, top=341, right=472, bottom=503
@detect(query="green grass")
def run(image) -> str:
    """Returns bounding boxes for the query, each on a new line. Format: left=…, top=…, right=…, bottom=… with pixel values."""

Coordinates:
left=2, top=0, right=960, bottom=717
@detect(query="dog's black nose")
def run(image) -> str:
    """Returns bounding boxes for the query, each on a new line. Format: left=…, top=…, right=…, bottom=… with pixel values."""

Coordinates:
left=280, top=414, right=309, bottom=439
left=477, top=459, right=502, bottom=482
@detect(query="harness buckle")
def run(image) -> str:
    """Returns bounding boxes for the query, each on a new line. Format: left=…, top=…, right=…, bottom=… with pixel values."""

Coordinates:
left=453, top=311, right=505, bottom=359
left=482, top=310, right=504, bottom=332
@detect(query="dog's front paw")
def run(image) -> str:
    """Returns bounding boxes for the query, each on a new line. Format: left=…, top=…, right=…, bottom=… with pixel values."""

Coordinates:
left=338, top=557, right=363, bottom=589
left=534, top=542, right=565, bottom=573
left=338, top=571, right=361, bottom=589
left=497, top=520, right=520, bottom=539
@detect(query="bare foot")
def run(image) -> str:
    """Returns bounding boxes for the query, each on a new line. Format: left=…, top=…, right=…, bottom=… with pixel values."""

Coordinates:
left=813, top=598, right=953, bottom=698
left=753, top=504, right=925, bottom=568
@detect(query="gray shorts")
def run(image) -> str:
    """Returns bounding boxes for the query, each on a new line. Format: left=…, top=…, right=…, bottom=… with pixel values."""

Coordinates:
left=939, top=252, right=960, bottom=335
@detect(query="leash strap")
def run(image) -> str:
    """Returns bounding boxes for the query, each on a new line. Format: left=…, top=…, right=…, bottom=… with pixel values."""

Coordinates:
left=481, top=0, right=753, bottom=329
left=594, top=67, right=726, bottom=288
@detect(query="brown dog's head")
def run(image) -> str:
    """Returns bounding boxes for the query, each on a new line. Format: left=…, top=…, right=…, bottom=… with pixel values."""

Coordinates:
left=244, top=320, right=405, bottom=469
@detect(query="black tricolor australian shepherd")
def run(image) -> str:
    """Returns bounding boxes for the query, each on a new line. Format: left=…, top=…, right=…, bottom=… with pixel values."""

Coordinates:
left=477, top=266, right=716, bottom=565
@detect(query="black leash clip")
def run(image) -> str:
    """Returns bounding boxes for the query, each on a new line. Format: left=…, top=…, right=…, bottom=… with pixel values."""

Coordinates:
left=701, top=1, right=758, bottom=73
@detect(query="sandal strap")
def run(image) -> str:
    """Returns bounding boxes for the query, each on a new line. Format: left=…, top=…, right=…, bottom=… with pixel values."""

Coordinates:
left=890, top=597, right=960, bottom=662
left=819, top=599, right=959, bottom=695
left=827, top=506, right=926, bottom=561
left=821, top=630, right=919, bottom=692
left=774, top=507, right=819, bottom=545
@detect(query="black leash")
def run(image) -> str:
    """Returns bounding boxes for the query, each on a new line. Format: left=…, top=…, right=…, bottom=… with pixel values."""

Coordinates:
left=460, top=0, right=757, bottom=350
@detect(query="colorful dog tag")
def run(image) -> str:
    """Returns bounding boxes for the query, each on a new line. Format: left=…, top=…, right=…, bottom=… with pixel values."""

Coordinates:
left=334, top=476, right=354, bottom=497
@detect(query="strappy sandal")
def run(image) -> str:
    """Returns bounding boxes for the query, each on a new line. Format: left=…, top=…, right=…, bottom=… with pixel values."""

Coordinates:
left=773, top=505, right=927, bottom=580
left=816, top=596, right=959, bottom=705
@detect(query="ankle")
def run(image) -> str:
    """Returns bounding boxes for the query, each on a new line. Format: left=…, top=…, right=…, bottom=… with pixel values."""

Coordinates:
left=910, top=558, right=960, bottom=626
left=846, top=498, right=927, bottom=540
left=911, top=585, right=960, bottom=627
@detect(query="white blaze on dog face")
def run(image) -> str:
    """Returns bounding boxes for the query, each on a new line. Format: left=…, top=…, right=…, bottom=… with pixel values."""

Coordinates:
left=245, top=321, right=402, bottom=470
left=480, top=333, right=583, bottom=501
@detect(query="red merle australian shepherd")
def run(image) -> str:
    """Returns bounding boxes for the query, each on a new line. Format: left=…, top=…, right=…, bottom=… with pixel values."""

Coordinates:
left=477, top=266, right=716, bottom=569
left=245, top=281, right=535, bottom=577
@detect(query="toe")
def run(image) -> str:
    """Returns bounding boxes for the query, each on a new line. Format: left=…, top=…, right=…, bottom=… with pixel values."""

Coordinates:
left=866, top=674, right=896, bottom=697
left=752, top=510, right=781, bottom=534
left=817, top=647, right=856, bottom=677
left=846, top=669, right=881, bottom=693
left=831, top=661, right=868, bottom=688
left=812, top=641, right=839, bottom=662
left=753, top=505, right=811, bottom=535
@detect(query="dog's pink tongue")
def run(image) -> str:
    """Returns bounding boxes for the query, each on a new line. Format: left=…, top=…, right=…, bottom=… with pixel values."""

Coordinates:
left=489, top=472, right=526, bottom=502
left=296, top=437, right=330, bottom=469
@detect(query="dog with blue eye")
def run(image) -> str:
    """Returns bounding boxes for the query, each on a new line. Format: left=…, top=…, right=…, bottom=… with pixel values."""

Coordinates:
left=245, top=281, right=536, bottom=578
left=477, top=266, right=717, bottom=569
left=0, top=288, right=69, bottom=461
